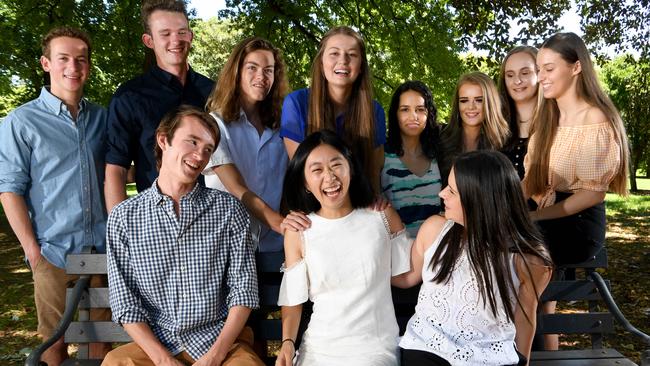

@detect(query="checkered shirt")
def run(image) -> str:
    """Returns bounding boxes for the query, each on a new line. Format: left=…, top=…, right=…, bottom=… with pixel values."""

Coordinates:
left=106, top=181, right=259, bottom=359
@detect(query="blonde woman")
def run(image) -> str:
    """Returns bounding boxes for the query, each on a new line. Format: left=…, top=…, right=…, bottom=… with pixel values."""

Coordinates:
left=439, top=72, right=510, bottom=182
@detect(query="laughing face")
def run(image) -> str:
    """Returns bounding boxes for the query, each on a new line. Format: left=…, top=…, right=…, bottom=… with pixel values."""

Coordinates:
left=40, top=36, right=90, bottom=101
left=158, top=115, right=216, bottom=187
left=143, top=10, right=193, bottom=72
left=321, top=34, right=362, bottom=91
left=303, top=143, right=352, bottom=216
left=458, top=82, right=484, bottom=129
left=504, top=52, right=538, bottom=103
left=537, top=47, right=581, bottom=100
left=239, top=49, right=275, bottom=107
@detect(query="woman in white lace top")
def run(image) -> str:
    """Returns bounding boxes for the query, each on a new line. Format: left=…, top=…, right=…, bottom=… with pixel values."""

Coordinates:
left=393, top=150, right=552, bottom=366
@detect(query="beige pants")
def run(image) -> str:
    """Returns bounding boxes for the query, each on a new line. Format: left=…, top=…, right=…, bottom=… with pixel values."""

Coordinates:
left=101, top=326, right=265, bottom=366
left=32, top=256, right=109, bottom=339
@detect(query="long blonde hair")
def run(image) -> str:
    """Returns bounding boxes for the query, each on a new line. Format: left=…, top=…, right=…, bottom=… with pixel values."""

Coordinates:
left=440, top=72, right=510, bottom=180
left=205, top=37, right=289, bottom=129
left=524, top=32, right=629, bottom=196
left=307, top=26, right=375, bottom=179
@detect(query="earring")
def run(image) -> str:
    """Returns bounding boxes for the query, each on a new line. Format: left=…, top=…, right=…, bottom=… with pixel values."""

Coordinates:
left=305, top=189, right=311, bottom=194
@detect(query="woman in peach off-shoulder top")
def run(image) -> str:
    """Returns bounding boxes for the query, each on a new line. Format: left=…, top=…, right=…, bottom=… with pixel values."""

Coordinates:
left=522, top=32, right=630, bottom=351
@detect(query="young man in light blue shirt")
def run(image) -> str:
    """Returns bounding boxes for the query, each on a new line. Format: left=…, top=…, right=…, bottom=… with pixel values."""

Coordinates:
left=0, top=26, right=107, bottom=366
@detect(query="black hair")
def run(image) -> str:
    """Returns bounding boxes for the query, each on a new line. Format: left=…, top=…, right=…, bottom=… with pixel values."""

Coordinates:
left=430, top=150, right=552, bottom=323
left=281, top=130, right=374, bottom=214
left=386, top=80, right=441, bottom=160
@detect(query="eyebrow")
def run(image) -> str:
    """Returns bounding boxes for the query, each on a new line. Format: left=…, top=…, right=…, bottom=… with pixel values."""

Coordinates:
left=188, top=134, right=215, bottom=148
left=244, top=61, right=274, bottom=68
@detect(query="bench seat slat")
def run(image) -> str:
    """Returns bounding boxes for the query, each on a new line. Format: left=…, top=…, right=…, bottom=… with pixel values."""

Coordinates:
left=536, top=313, right=614, bottom=334
left=541, top=280, right=611, bottom=302
left=66, top=254, right=107, bottom=275
left=66, top=288, right=110, bottom=309
left=62, top=360, right=103, bottom=366
left=531, top=348, right=629, bottom=360
left=65, top=321, right=131, bottom=343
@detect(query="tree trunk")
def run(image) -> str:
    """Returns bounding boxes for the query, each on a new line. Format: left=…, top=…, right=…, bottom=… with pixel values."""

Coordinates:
left=630, top=159, right=638, bottom=192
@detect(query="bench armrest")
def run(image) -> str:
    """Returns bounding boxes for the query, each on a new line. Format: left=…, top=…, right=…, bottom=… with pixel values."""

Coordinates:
left=589, top=271, right=650, bottom=365
left=25, top=275, right=91, bottom=366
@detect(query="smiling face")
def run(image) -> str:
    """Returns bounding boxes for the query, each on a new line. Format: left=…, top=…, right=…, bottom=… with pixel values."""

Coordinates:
left=143, top=10, right=192, bottom=72
left=303, top=143, right=352, bottom=216
left=458, top=82, right=484, bottom=129
left=321, top=34, right=362, bottom=91
left=40, top=36, right=90, bottom=102
left=537, top=47, right=581, bottom=100
left=439, top=168, right=464, bottom=226
left=505, top=52, right=538, bottom=103
left=397, top=90, right=428, bottom=138
left=158, top=115, right=216, bottom=187
left=239, top=49, right=275, bottom=107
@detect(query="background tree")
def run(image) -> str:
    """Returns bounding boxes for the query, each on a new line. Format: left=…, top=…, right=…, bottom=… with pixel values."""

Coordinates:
left=189, top=17, right=243, bottom=80
left=601, top=55, right=650, bottom=191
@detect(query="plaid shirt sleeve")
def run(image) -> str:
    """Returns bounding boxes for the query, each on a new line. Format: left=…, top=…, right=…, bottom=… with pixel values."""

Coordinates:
left=225, top=199, right=259, bottom=310
left=106, top=205, right=149, bottom=324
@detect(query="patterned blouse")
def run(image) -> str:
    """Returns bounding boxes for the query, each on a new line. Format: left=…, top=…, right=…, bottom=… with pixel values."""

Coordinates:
left=381, top=152, right=442, bottom=238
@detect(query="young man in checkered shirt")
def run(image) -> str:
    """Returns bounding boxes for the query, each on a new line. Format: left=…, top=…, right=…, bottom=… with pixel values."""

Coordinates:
left=104, top=105, right=264, bottom=366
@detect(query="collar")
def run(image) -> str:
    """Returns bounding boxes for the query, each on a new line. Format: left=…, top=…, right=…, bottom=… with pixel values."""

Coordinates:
left=150, top=64, right=196, bottom=86
left=39, top=87, right=86, bottom=116
left=149, top=178, right=204, bottom=206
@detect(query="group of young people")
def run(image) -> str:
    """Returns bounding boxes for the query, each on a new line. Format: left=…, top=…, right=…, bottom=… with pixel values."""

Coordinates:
left=0, top=0, right=630, bottom=365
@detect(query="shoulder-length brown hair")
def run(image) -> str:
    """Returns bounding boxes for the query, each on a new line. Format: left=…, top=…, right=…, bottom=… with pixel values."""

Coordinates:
left=440, top=72, right=510, bottom=180
left=205, top=37, right=289, bottom=129
left=307, top=26, right=375, bottom=176
left=524, top=32, right=629, bottom=196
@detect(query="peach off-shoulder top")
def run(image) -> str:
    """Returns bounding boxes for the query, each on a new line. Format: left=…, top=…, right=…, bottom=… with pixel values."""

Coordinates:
left=523, top=122, right=621, bottom=208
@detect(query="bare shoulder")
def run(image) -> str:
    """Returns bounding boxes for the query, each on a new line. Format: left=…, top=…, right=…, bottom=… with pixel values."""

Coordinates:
left=584, top=106, right=609, bottom=125
left=383, top=206, right=404, bottom=234
left=416, top=215, right=448, bottom=252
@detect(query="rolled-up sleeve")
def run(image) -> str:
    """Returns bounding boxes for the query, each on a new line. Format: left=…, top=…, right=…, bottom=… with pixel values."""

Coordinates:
left=225, top=200, right=259, bottom=309
left=106, top=207, right=149, bottom=324
left=280, top=91, right=307, bottom=143
left=0, top=115, right=31, bottom=194
left=203, top=114, right=233, bottom=173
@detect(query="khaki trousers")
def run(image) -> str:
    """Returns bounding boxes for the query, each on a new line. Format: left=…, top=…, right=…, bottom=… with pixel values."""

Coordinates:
left=101, top=326, right=265, bottom=366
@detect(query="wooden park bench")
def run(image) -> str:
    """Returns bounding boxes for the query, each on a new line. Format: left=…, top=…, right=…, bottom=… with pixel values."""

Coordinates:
left=27, top=248, right=650, bottom=366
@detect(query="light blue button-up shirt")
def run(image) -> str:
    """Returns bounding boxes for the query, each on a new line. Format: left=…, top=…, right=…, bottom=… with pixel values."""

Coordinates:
left=0, top=87, right=107, bottom=268
left=203, top=111, right=288, bottom=252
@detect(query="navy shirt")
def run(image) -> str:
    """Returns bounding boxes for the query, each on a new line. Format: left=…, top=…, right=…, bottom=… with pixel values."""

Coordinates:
left=106, top=65, right=213, bottom=192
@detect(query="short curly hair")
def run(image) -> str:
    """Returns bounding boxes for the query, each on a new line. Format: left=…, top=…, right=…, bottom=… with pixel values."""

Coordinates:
left=141, top=0, right=189, bottom=34
left=41, top=26, right=92, bottom=60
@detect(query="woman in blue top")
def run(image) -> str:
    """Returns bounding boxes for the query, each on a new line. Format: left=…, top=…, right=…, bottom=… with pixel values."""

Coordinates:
left=280, top=26, right=386, bottom=193
left=382, top=81, right=443, bottom=238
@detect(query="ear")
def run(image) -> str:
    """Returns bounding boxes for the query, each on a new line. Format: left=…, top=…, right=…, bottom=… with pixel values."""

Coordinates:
left=142, top=33, right=154, bottom=49
left=156, top=132, right=169, bottom=151
left=572, top=60, right=582, bottom=76
left=40, top=56, right=51, bottom=73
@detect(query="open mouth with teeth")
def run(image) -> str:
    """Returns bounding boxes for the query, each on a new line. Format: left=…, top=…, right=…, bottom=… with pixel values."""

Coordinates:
left=184, top=159, right=200, bottom=171
left=322, top=182, right=342, bottom=197
left=334, top=69, right=350, bottom=75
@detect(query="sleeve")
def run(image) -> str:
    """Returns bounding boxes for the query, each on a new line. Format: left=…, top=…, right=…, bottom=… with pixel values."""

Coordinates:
left=575, top=126, right=621, bottom=192
left=106, top=207, right=149, bottom=324
left=225, top=199, right=259, bottom=309
left=390, top=229, right=413, bottom=276
left=0, top=114, right=31, bottom=195
left=280, top=90, right=308, bottom=143
left=105, top=91, right=138, bottom=168
left=373, top=100, right=387, bottom=147
left=203, top=114, right=234, bottom=174
left=278, top=260, right=309, bottom=306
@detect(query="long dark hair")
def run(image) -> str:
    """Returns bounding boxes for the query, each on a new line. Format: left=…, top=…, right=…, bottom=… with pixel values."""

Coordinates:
left=386, top=80, right=440, bottom=160
left=281, top=130, right=374, bottom=215
left=430, top=150, right=552, bottom=322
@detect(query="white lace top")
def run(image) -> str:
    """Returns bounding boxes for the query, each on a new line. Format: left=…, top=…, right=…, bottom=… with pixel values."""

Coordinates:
left=278, top=208, right=412, bottom=366
left=399, top=220, right=521, bottom=365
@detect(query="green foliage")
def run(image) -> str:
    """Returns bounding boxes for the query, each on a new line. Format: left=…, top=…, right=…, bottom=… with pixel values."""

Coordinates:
left=189, top=18, right=244, bottom=80
left=601, top=55, right=650, bottom=191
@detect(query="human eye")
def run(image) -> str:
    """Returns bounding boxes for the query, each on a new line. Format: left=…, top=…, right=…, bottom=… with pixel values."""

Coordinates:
left=475, top=97, right=483, bottom=103
left=505, top=72, right=514, bottom=78
left=264, top=68, right=274, bottom=75
left=416, top=107, right=427, bottom=114
left=459, top=98, right=468, bottom=103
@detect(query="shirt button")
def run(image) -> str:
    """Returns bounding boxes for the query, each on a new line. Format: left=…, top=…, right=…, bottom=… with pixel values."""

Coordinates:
left=180, top=266, right=185, bottom=271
